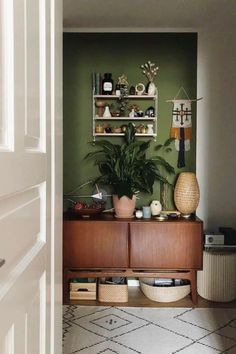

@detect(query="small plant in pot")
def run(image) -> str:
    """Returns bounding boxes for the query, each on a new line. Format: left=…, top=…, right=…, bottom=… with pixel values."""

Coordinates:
left=85, top=123, right=174, bottom=218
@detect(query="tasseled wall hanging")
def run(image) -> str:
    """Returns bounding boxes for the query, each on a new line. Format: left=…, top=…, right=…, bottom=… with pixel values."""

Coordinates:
left=167, top=87, right=202, bottom=168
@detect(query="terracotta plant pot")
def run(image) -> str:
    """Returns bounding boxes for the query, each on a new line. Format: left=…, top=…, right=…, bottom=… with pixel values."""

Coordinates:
left=113, top=195, right=136, bottom=218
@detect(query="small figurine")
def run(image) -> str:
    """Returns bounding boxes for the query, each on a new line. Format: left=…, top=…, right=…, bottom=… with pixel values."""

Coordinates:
left=150, top=200, right=162, bottom=216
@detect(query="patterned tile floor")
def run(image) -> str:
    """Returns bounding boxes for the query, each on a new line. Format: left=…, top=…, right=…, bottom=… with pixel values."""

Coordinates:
left=63, top=306, right=236, bottom=354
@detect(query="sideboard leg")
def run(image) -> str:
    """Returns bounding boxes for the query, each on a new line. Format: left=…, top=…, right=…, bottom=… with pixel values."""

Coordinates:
left=190, top=270, right=198, bottom=305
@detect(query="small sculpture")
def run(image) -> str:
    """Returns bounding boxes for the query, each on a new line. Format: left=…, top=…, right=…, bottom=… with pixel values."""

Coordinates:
left=150, top=200, right=162, bottom=216
left=103, top=105, right=111, bottom=118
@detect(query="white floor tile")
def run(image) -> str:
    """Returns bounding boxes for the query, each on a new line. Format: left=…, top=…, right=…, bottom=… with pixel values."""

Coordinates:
left=177, top=342, right=220, bottom=353
left=114, top=323, right=192, bottom=354
left=199, top=332, right=236, bottom=351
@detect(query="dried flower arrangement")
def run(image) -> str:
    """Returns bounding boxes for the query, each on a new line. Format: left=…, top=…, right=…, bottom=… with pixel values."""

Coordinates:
left=141, top=61, right=159, bottom=82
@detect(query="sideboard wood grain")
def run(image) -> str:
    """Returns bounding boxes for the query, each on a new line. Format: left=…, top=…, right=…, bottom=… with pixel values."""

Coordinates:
left=129, top=221, right=203, bottom=269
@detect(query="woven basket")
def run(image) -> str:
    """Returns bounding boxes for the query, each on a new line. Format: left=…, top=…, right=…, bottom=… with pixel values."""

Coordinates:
left=98, top=280, right=128, bottom=303
left=140, top=279, right=190, bottom=303
left=174, top=172, right=200, bottom=215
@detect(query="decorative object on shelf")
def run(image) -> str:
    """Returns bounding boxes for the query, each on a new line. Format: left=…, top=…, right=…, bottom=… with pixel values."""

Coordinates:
left=150, top=200, right=162, bottom=216
left=103, top=105, right=112, bottom=118
left=136, top=110, right=143, bottom=117
left=121, top=124, right=127, bottom=133
left=136, top=124, right=147, bottom=134
left=118, top=74, right=129, bottom=87
left=167, top=87, right=203, bottom=168
left=174, top=172, right=200, bottom=217
left=92, top=72, right=102, bottom=95
left=104, top=125, right=112, bottom=133
left=135, top=83, right=145, bottom=95
left=145, top=106, right=155, bottom=117
left=115, top=84, right=121, bottom=96
left=95, top=100, right=105, bottom=117
left=112, top=126, right=122, bottom=133
left=129, top=85, right=135, bottom=95
left=154, top=138, right=175, bottom=210
left=142, top=206, right=151, bottom=219
left=129, top=109, right=136, bottom=118
left=95, top=124, right=104, bottom=133
left=140, top=60, right=159, bottom=96
left=85, top=123, right=171, bottom=218
left=147, top=124, right=154, bottom=134
left=128, top=104, right=140, bottom=114
left=135, top=209, right=143, bottom=219
left=102, top=73, right=113, bottom=95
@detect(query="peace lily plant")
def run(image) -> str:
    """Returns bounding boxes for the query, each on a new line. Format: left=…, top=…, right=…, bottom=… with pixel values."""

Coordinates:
left=85, top=123, right=174, bottom=217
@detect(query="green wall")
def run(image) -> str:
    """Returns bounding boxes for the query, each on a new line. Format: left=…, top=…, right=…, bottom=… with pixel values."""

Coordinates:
left=63, top=33, right=197, bottom=209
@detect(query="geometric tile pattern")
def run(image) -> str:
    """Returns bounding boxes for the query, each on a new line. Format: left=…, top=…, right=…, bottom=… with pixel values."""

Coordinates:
left=63, top=306, right=236, bottom=354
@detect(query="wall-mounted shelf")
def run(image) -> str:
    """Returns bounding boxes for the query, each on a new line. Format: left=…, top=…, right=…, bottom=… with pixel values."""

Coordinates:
left=92, top=92, right=158, bottom=140
left=94, top=133, right=157, bottom=137
left=94, top=94, right=157, bottom=99
left=94, top=117, right=157, bottom=121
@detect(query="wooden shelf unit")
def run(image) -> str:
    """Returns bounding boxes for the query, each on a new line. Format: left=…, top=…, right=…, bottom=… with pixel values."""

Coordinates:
left=63, top=214, right=203, bottom=305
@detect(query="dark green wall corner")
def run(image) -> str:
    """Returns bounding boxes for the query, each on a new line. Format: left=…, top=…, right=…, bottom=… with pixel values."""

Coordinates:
left=63, top=33, right=197, bottom=209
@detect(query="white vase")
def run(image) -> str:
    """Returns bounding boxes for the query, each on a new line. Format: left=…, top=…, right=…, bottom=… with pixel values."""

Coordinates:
left=147, top=124, right=154, bottom=134
left=147, top=82, right=156, bottom=96
left=103, top=105, right=111, bottom=118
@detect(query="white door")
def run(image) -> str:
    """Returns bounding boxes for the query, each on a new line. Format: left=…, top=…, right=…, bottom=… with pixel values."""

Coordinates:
left=0, top=0, right=62, bottom=353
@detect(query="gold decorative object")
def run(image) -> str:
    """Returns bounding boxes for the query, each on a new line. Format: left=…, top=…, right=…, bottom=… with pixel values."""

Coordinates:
left=174, top=172, right=200, bottom=217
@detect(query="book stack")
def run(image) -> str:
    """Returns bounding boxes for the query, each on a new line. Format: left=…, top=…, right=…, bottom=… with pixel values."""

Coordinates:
left=92, top=72, right=102, bottom=95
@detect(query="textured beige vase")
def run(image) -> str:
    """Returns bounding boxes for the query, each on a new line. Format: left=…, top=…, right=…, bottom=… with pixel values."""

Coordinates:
left=174, top=172, right=200, bottom=216
left=113, top=195, right=136, bottom=218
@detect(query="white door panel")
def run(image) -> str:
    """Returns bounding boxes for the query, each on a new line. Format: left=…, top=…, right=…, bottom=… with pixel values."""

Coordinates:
left=0, top=0, right=62, bottom=353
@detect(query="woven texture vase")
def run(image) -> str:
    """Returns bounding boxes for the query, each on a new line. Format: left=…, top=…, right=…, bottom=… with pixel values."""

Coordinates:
left=174, top=172, right=200, bottom=216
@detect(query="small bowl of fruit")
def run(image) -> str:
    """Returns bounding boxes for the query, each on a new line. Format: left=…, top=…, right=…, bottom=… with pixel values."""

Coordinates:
left=72, top=201, right=105, bottom=217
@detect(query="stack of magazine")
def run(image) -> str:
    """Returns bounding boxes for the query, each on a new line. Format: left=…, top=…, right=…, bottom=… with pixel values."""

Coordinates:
left=153, top=278, right=189, bottom=287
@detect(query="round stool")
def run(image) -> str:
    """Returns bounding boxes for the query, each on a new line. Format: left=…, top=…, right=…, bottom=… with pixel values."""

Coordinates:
left=197, top=251, right=236, bottom=302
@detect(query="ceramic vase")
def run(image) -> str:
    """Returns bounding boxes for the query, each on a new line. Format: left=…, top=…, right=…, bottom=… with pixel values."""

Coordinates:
left=174, top=172, right=200, bottom=217
left=147, top=82, right=156, bottom=96
left=103, top=105, right=111, bottom=118
left=113, top=195, right=136, bottom=218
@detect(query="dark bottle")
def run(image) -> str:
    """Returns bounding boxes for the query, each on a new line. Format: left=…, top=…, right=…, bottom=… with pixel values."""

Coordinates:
left=102, top=73, right=113, bottom=95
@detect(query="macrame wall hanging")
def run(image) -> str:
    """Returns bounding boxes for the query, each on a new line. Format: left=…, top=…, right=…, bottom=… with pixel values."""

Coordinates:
left=167, top=87, right=202, bottom=168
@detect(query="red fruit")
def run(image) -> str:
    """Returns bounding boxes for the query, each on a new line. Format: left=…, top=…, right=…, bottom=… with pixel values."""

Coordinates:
left=74, top=202, right=84, bottom=210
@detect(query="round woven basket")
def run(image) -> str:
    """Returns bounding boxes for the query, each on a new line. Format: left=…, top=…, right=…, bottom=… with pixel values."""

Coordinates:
left=174, top=172, right=200, bottom=216
left=140, top=279, right=190, bottom=303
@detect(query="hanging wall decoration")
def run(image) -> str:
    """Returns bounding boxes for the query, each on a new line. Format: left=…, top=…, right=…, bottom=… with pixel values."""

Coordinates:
left=167, top=87, right=202, bottom=168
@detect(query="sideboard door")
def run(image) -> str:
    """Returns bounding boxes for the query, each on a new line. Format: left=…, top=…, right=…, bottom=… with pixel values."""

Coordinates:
left=130, top=221, right=203, bottom=269
left=64, top=221, right=129, bottom=268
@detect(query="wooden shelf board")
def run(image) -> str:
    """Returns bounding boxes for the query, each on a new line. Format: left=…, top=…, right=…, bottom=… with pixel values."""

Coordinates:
left=94, top=117, right=156, bottom=121
left=94, top=95, right=157, bottom=99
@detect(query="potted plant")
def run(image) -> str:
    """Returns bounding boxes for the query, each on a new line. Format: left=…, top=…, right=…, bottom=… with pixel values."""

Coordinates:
left=85, top=123, right=174, bottom=218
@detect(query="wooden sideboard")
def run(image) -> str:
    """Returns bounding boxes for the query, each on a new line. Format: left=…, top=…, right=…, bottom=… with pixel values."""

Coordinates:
left=63, top=214, right=203, bottom=304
